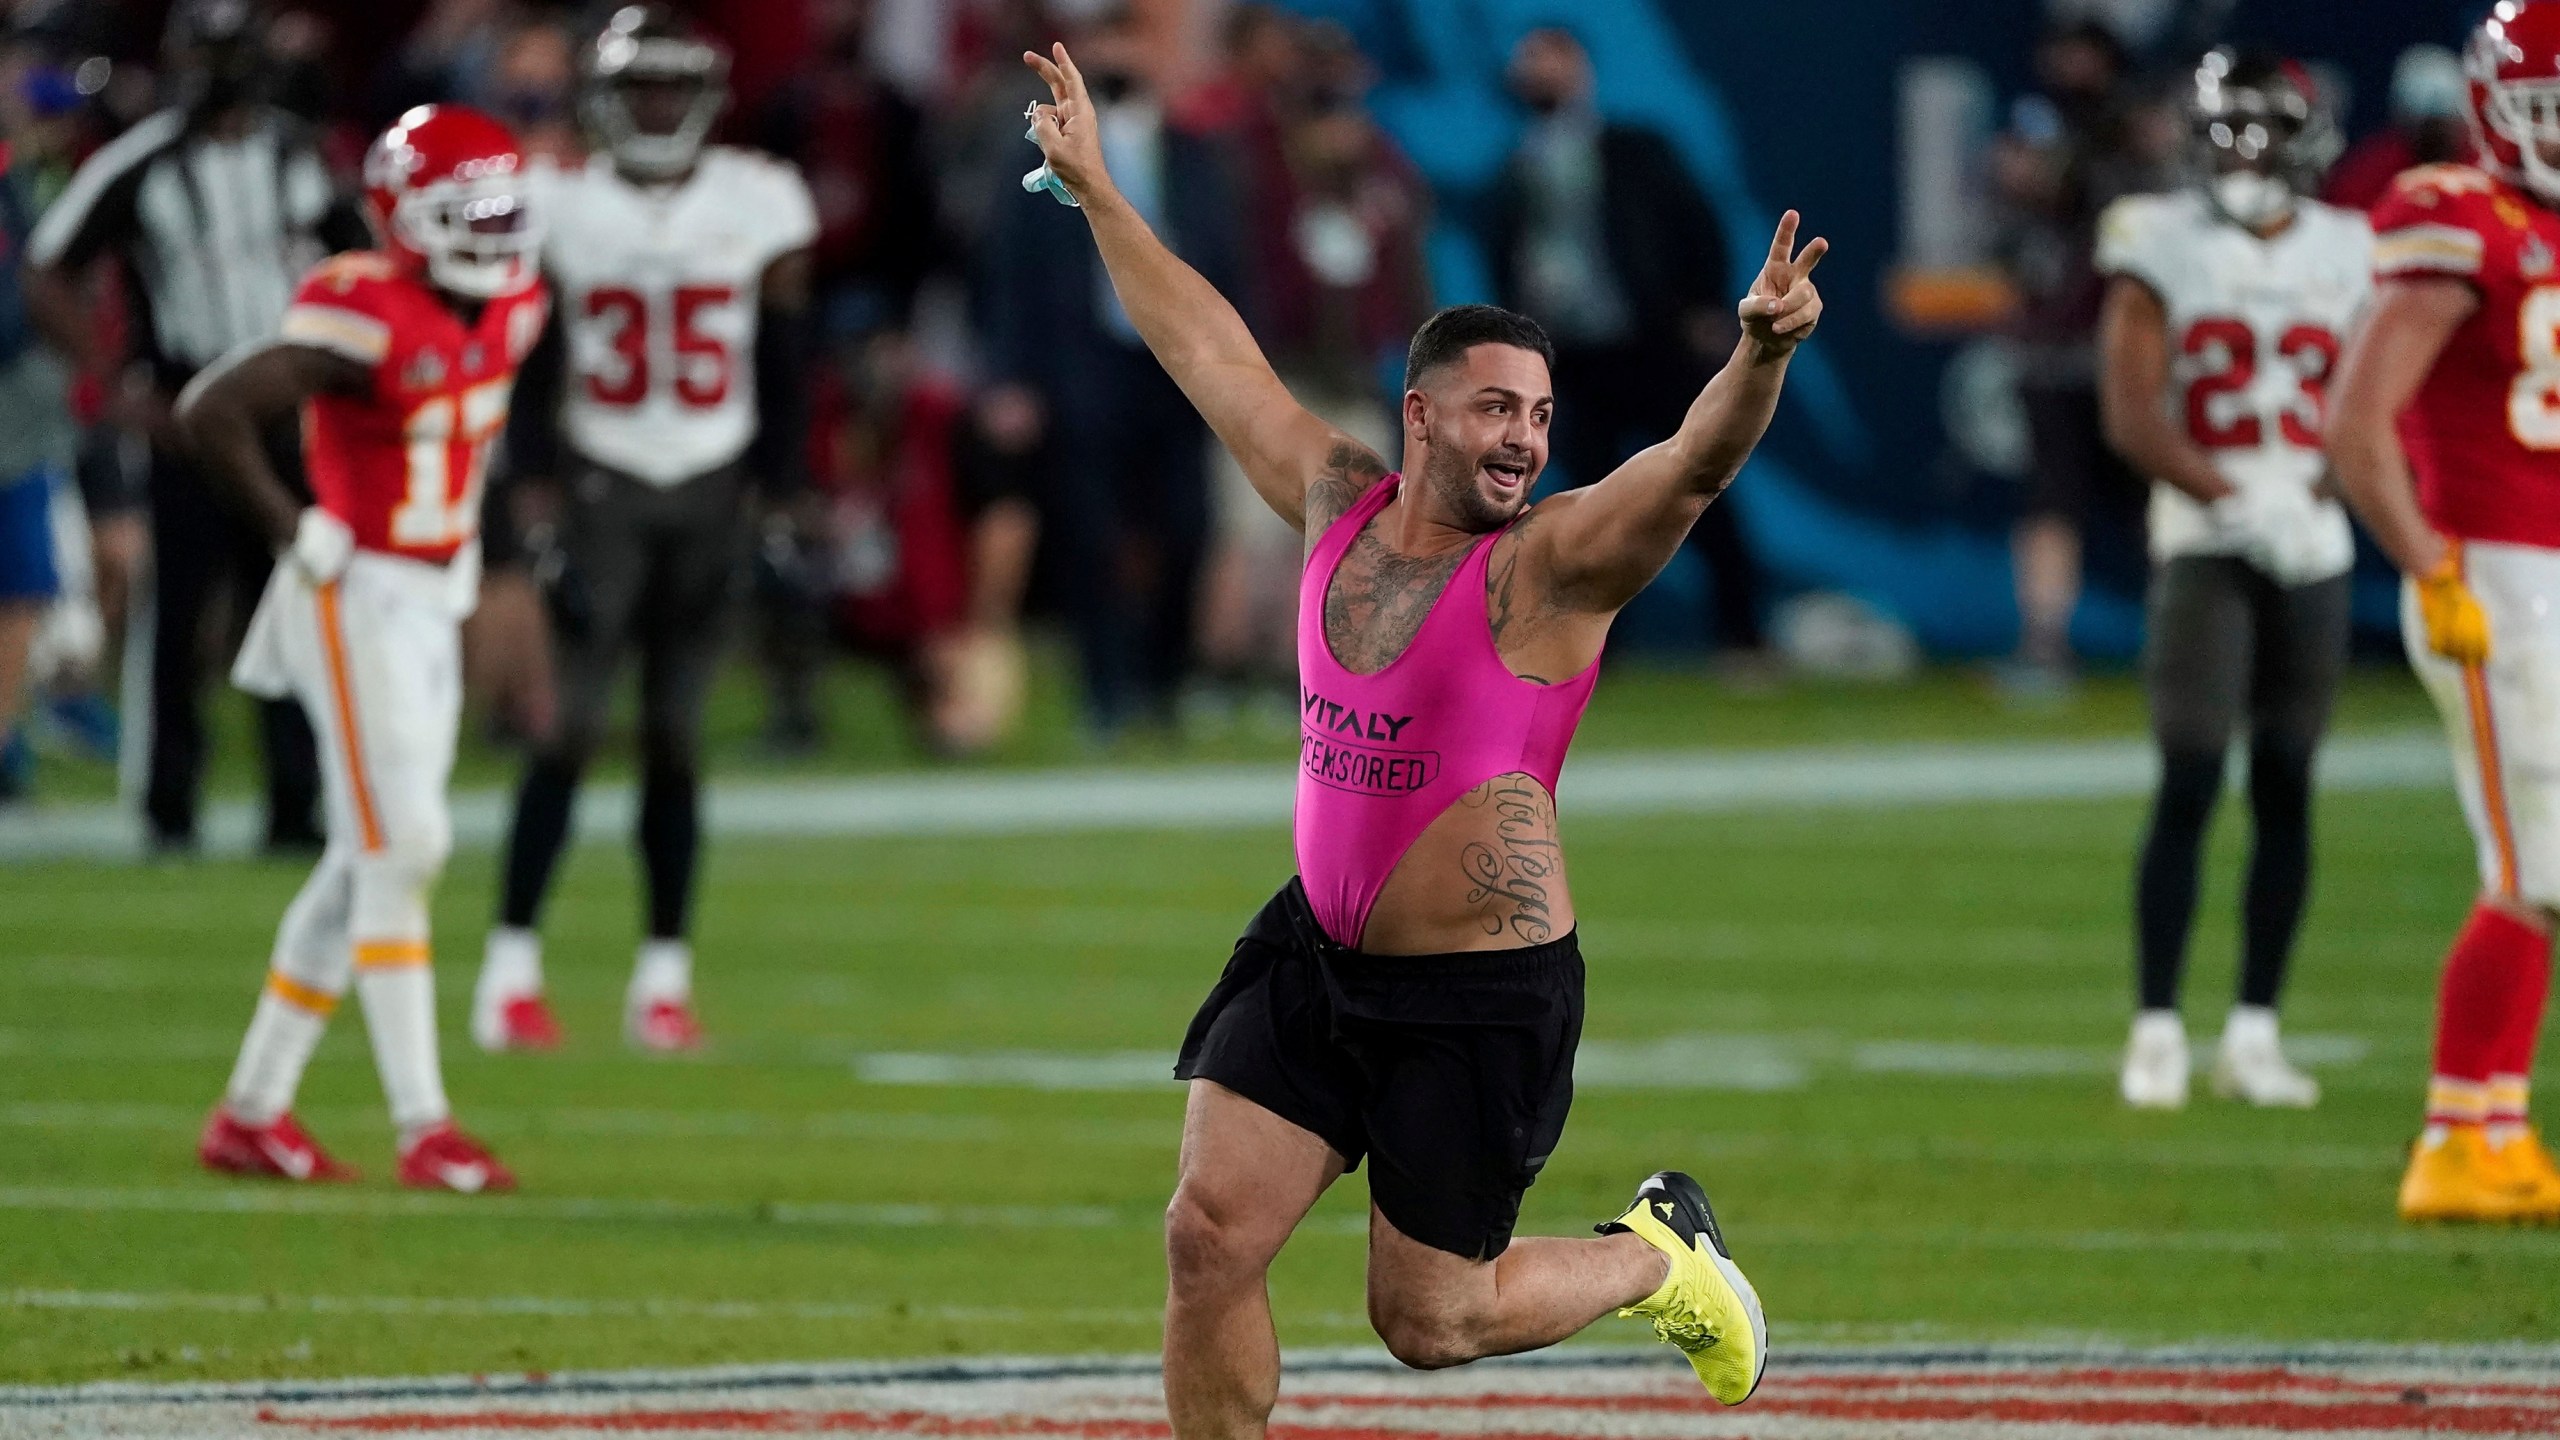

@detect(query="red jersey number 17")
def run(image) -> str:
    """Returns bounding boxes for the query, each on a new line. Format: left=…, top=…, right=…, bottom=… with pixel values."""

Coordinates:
left=392, top=378, right=510, bottom=549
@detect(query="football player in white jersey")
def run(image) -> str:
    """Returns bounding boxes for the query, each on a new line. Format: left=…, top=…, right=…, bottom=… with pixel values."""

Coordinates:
left=473, top=4, right=818, bottom=1052
left=2095, top=50, right=2372, bottom=1109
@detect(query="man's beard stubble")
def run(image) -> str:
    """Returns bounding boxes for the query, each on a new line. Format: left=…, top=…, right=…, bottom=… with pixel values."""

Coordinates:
left=1419, top=442, right=1529, bottom=534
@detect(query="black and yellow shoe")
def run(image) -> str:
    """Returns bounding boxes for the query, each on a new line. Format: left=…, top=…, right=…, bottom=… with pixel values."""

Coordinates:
left=1597, top=1171, right=1767, bottom=1404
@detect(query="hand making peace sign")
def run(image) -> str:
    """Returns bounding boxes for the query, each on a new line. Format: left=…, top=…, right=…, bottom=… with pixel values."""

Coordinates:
left=1739, top=210, right=1828, bottom=357
left=1023, top=43, right=1110, bottom=205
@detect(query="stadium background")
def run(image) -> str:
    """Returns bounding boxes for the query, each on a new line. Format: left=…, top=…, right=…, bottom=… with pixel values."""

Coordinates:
left=2, top=0, right=2554, bottom=1420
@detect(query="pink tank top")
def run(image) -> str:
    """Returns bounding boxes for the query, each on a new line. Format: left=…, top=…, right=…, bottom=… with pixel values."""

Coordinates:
left=1294, top=475, right=1600, bottom=948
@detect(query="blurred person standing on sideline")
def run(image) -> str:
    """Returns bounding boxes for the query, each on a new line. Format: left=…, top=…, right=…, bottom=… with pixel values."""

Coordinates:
left=24, top=0, right=365, bottom=852
left=2096, top=51, right=2367, bottom=1112
left=1192, top=14, right=1431, bottom=726
left=1990, top=19, right=2168, bottom=697
left=979, top=3, right=1238, bottom=740
left=2325, top=46, right=2473, bottom=214
left=749, top=0, right=939, bottom=753
left=474, top=5, right=817, bottom=1056
left=1490, top=28, right=1768, bottom=677
left=0, top=71, right=75, bottom=800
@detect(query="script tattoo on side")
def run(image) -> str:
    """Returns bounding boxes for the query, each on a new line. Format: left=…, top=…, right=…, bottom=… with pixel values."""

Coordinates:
left=1457, top=774, right=1561, bottom=943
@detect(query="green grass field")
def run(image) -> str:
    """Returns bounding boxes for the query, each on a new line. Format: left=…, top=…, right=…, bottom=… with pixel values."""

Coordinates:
left=4, top=664, right=2552, bottom=1387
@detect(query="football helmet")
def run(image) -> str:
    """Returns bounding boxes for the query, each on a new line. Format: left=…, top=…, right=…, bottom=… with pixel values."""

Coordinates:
left=2188, top=48, right=2338, bottom=228
left=2471, top=0, right=2560, bottom=205
left=580, top=4, right=729, bottom=182
left=362, top=105, right=541, bottom=300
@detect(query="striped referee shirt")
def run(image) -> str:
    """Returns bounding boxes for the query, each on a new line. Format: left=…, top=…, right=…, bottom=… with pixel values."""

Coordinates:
left=26, top=105, right=367, bottom=386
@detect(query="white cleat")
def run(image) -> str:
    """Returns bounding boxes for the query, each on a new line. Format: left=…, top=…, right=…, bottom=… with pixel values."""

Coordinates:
left=2210, top=1006, right=2319, bottom=1108
left=2120, top=1010, right=2190, bottom=1110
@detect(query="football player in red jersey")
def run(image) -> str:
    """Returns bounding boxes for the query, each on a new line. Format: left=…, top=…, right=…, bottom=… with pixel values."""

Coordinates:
left=2330, top=0, right=2560, bottom=1224
left=175, top=106, right=549, bottom=1192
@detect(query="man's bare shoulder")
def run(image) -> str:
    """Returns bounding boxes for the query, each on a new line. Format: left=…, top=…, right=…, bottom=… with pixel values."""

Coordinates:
left=1300, top=436, right=1393, bottom=539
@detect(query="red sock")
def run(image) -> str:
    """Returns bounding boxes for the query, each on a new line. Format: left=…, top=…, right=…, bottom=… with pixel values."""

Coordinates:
left=2429, top=903, right=2547, bottom=1128
left=2489, top=919, right=2553, bottom=1130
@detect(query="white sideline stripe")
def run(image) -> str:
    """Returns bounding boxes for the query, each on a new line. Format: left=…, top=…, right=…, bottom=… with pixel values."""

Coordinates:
left=0, top=731, right=2452, bottom=861
left=13, top=1185, right=2560, bottom=1258
left=851, top=1032, right=2373, bottom=1094
left=0, top=1029, right=2382, bottom=1089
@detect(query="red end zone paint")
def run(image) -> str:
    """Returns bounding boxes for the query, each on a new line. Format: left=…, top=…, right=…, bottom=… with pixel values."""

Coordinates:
left=257, top=1370, right=2560, bottom=1437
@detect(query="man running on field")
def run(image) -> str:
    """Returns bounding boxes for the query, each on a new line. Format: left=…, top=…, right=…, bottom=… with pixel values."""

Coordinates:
left=1020, top=42, right=1824, bottom=1436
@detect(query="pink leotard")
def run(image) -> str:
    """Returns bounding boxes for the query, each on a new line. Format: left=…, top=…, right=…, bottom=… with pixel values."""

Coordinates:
left=1294, top=475, right=1600, bottom=948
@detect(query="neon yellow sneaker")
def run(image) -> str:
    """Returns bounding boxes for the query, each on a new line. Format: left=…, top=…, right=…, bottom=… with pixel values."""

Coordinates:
left=1597, top=1170, right=1766, bottom=1404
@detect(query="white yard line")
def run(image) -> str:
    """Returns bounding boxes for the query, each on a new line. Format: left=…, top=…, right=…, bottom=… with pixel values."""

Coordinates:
left=9, top=1183, right=2559, bottom=1260
left=0, top=731, right=2451, bottom=861
left=0, top=1029, right=2385, bottom=1090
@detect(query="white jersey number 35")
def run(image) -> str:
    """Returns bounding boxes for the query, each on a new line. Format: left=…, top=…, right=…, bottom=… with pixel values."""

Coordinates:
left=580, top=285, right=737, bottom=410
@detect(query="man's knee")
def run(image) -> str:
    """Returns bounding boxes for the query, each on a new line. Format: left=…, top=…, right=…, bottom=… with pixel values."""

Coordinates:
left=1366, top=1290, right=1482, bottom=1372
left=1163, top=1186, right=1285, bottom=1297
left=359, top=816, right=451, bottom=895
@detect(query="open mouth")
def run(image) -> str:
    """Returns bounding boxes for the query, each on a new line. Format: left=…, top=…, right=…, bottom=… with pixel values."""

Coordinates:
left=1481, top=458, right=1530, bottom=491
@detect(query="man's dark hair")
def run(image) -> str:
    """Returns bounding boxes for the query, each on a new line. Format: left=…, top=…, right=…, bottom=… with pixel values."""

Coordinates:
left=1403, top=304, right=1555, bottom=391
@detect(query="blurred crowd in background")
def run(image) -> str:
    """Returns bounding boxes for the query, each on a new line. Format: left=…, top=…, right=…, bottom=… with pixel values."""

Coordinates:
left=0, top=0, right=2485, bottom=826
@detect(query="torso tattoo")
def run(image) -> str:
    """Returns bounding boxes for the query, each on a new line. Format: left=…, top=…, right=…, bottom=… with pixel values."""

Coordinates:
left=1455, top=774, right=1564, bottom=944
left=1323, top=524, right=1471, bottom=675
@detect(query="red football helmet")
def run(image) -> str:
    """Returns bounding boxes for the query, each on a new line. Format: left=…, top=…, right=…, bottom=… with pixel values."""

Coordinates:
left=361, top=105, right=540, bottom=299
left=2470, top=0, right=2560, bottom=204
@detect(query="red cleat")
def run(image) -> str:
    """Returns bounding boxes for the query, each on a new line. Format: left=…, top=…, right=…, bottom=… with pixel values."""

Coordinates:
left=198, top=1108, right=360, bottom=1183
left=396, top=1122, right=516, bottom=1193
left=476, top=993, right=564, bottom=1052
left=628, top=997, right=703, bottom=1053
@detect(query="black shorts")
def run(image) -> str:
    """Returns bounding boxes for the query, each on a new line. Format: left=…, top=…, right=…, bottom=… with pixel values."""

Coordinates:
left=2144, top=555, right=2350, bottom=752
left=1175, top=878, right=1583, bottom=1261
left=545, top=456, right=748, bottom=756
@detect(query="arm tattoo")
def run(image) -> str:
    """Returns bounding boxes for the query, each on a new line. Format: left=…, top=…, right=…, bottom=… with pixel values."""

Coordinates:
left=1301, top=439, right=1390, bottom=542
left=1486, top=509, right=1564, bottom=672
left=1457, top=774, right=1562, bottom=944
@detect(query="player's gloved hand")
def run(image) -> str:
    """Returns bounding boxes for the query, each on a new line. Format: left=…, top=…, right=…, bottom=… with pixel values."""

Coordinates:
left=2416, top=553, right=2492, bottom=665
left=289, top=507, right=354, bottom=584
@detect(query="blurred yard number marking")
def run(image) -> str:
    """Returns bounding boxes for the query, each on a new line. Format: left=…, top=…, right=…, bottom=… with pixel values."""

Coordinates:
left=392, top=378, right=509, bottom=548
left=2512, top=286, right=2560, bottom=449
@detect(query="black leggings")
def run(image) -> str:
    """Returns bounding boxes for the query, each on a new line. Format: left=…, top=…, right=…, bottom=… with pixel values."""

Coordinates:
left=2134, top=557, right=2350, bottom=1012
left=499, top=462, right=745, bottom=941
